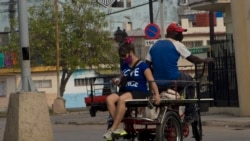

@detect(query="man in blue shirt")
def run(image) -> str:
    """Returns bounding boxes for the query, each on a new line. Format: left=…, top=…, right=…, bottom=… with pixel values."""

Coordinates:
left=145, top=22, right=214, bottom=121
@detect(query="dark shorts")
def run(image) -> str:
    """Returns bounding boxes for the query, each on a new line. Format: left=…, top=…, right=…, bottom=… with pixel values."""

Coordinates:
left=117, top=90, right=150, bottom=99
left=158, top=72, right=195, bottom=98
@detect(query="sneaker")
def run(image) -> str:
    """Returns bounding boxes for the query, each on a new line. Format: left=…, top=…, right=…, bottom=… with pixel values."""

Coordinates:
left=103, top=129, right=112, bottom=140
left=113, top=128, right=127, bottom=136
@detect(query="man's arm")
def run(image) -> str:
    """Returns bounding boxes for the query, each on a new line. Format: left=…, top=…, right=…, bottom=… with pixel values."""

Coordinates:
left=186, top=54, right=214, bottom=64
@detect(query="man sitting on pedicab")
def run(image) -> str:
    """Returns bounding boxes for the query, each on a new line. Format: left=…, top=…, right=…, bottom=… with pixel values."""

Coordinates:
left=145, top=22, right=214, bottom=122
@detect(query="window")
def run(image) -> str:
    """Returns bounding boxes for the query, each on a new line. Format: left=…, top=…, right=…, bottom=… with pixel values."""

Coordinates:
left=207, top=40, right=210, bottom=45
left=178, top=0, right=188, bottom=6
left=126, top=0, right=131, bottom=8
left=126, top=22, right=132, bottom=31
left=112, top=0, right=124, bottom=8
left=34, top=80, right=52, bottom=88
left=74, top=78, right=95, bottom=86
left=183, top=41, right=203, bottom=48
left=0, top=80, right=6, bottom=97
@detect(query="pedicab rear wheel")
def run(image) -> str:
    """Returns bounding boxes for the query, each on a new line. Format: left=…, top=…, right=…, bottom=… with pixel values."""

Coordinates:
left=156, top=111, right=183, bottom=141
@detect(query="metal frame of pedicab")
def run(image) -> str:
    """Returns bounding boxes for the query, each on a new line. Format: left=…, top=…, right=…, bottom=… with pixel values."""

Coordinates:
left=117, top=80, right=213, bottom=141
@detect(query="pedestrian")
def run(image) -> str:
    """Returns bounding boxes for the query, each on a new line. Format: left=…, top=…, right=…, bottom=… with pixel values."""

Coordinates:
left=103, top=38, right=160, bottom=141
left=114, top=26, right=128, bottom=44
left=145, top=22, right=214, bottom=122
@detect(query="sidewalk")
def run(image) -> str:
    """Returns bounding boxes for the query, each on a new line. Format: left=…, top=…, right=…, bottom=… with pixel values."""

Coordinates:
left=201, top=114, right=250, bottom=128
left=51, top=110, right=250, bottom=129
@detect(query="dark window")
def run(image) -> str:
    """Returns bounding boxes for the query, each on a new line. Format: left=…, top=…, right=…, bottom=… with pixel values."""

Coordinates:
left=183, top=40, right=203, bottom=48
left=74, top=78, right=95, bottom=86
left=126, top=0, right=131, bottom=7
left=112, top=0, right=124, bottom=8
left=0, top=80, right=6, bottom=97
left=34, top=80, right=52, bottom=88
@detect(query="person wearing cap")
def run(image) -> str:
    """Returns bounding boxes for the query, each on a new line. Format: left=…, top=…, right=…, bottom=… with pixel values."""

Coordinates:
left=145, top=22, right=214, bottom=122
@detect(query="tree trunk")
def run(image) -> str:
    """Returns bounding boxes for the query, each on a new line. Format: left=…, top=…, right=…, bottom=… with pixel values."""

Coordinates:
left=59, top=67, right=73, bottom=97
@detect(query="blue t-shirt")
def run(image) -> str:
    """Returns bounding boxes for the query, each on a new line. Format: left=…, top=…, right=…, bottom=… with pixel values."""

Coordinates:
left=149, top=40, right=181, bottom=85
left=120, top=61, right=149, bottom=93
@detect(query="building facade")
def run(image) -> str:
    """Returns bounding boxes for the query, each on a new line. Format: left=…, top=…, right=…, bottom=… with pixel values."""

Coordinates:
left=0, top=0, right=228, bottom=110
left=188, top=0, right=250, bottom=116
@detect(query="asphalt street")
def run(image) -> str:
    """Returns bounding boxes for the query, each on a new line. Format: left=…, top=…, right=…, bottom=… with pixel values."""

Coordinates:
left=51, top=110, right=250, bottom=129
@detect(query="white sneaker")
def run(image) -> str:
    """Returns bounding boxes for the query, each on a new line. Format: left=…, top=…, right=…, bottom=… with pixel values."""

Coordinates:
left=113, top=128, right=127, bottom=136
left=103, top=130, right=112, bottom=140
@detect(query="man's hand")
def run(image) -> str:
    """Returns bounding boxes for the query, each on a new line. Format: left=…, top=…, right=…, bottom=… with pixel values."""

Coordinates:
left=204, top=57, right=215, bottom=63
left=187, top=55, right=215, bottom=64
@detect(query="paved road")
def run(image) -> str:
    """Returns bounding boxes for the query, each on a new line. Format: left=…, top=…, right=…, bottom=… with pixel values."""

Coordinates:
left=0, top=111, right=249, bottom=141
left=53, top=124, right=250, bottom=141
left=51, top=111, right=250, bottom=129
left=50, top=111, right=250, bottom=141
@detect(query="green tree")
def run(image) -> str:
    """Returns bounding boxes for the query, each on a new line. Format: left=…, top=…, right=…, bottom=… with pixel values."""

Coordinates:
left=27, top=0, right=119, bottom=97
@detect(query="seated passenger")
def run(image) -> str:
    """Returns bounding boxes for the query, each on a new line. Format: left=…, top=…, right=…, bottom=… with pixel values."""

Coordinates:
left=103, top=38, right=160, bottom=140
left=145, top=22, right=214, bottom=122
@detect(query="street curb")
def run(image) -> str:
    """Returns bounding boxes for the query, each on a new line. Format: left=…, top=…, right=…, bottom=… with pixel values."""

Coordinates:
left=202, top=120, right=250, bottom=129
left=53, top=119, right=250, bottom=129
left=54, top=121, right=106, bottom=125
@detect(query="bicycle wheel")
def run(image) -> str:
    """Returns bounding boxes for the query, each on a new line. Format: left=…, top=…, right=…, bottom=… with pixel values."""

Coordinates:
left=156, top=111, right=183, bottom=141
left=191, top=116, right=202, bottom=141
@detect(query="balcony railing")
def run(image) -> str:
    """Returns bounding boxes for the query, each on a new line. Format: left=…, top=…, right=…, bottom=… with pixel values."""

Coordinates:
left=187, top=0, right=230, bottom=12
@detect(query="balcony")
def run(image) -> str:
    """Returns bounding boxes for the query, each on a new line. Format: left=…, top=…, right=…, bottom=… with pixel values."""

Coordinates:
left=188, top=0, right=231, bottom=12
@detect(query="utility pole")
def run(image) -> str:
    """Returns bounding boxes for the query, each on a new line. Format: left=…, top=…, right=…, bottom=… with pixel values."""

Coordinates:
left=209, top=11, right=214, bottom=45
left=4, top=0, right=54, bottom=140
left=54, top=0, right=60, bottom=98
left=159, top=0, right=164, bottom=38
left=53, top=0, right=67, bottom=114
left=17, top=0, right=36, bottom=91
left=149, top=0, right=153, bottom=23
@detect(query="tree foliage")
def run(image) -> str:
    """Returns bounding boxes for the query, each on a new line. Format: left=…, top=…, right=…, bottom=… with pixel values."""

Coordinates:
left=27, top=0, right=119, bottom=96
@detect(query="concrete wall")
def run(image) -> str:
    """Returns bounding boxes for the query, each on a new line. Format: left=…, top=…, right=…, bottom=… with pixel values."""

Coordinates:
left=231, top=0, right=250, bottom=116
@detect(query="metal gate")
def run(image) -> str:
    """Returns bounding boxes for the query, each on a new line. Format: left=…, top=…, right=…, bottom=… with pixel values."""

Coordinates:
left=208, top=33, right=239, bottom=107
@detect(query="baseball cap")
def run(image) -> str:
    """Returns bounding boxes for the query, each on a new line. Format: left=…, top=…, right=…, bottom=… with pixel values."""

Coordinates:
left=166, top=22, right=187, bottom=33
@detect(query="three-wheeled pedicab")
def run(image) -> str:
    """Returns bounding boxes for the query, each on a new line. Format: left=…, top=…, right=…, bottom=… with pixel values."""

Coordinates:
left=84, top=65, right=213, bottom=141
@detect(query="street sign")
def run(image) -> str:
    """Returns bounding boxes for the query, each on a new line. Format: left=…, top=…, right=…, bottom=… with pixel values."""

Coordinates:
left=97, top=0, right=116, bottom=7
left=144, top=23, right=161, bottom=39
left=145, top=39, right=158, bottom=47
left=188, top=46, right=209, bottom=54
